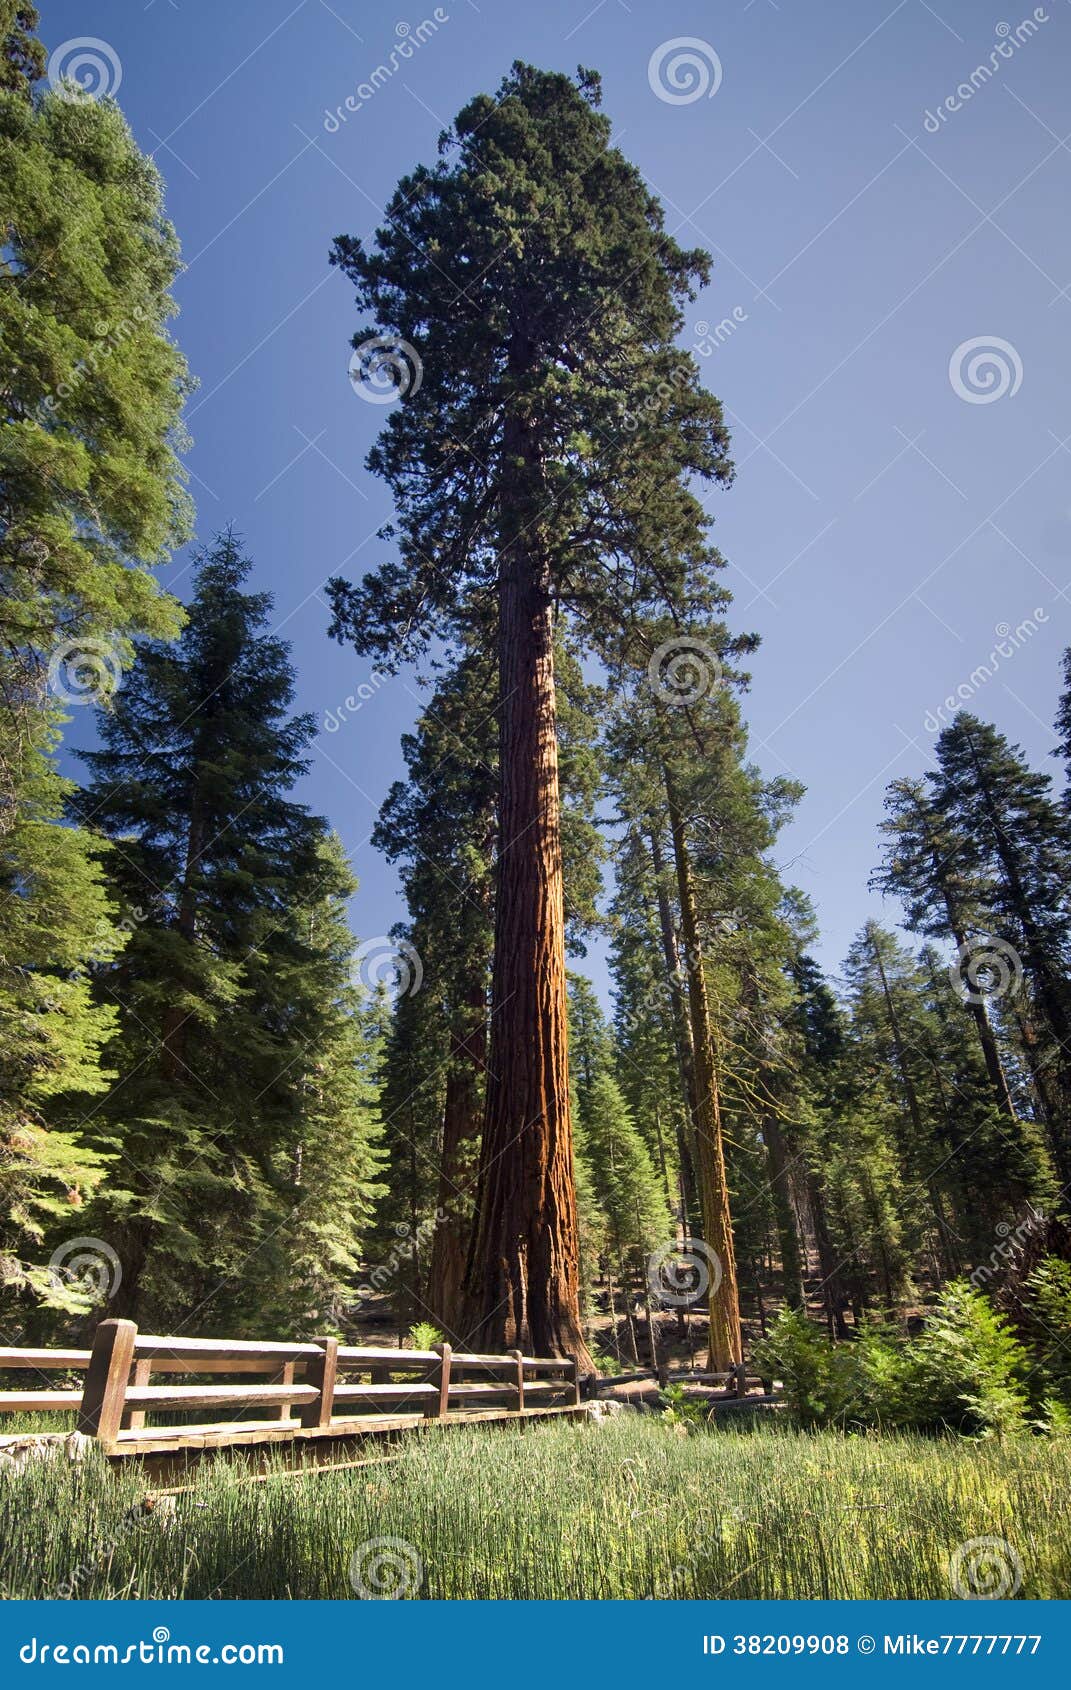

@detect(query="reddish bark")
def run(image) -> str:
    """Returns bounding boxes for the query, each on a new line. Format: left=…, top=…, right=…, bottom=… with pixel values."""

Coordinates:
left=461, top=535, right=593, bottom=1370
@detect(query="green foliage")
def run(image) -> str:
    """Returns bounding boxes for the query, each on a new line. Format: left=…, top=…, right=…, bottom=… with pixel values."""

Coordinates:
left=408, top=1322, right=444, bottom=1351
left=757, top=1283, right=1031, bottom=1437
left=657, top=1380, right=705, bottom=1428
left=1, top=65, right=191, bottom=804
left=0, top=22, right=192, bottom=1323
left=753, top=1308, right=861, bottom=1429
left=590, top=1349, right=620, bottom=1376
left=0, top=721, right=124, bottom=1310
left=2, top=1419, right=1069, bottom=1599
left=1018, top=1256, right=1071, bottom=1407
left=327, top=62, right=734, bottom=669
left=67, top=535, right=382, bottom=1332
left=913, top=1282, right=1030, bottom=1437
left=569, top=975, right=671, bottom=1278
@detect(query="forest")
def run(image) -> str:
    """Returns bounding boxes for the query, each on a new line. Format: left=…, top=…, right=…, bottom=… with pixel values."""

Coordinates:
left=3, top=0, right=1071, bottom=1520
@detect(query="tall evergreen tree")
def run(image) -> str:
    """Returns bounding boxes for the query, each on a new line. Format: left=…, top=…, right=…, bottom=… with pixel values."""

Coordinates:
left=326, top=63, right=734, bottom=1363
left=1, top=16, right=191, bottom=822
left=72, top=534, right=380, bottom=1328
left=930, top=715, right=1071, bottom=1185
left=1, top=4, right=190, bottom=1311
left=0, top=734, right=122, bottom=1314
left=372, top=650, right=496, bottom=1337
left=569, top=974, right=669, bottom=1361
left=876, top=775, right=1018, bottom=1120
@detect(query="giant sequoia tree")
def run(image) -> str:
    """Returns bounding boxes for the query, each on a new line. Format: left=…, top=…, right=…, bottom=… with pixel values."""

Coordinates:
left=328, top=64, right=732, bottom=1362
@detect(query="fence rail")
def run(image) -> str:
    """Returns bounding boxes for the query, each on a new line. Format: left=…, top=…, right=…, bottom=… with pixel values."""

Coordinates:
left=0, top=1321, right=582, bottom=1456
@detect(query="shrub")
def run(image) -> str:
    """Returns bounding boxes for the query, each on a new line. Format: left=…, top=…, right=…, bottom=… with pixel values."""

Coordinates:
left=1019, top=1256, right=1071, bottom=1409
left=407, top=1322, right=444, bottom=1351
left=657, top=1381, right=706, bottom=1429
left=753, top=1308, right=862, bottom=1428
left=913, top=1282, right=1030, bottom=1437
left=756, top=1284, right=1031, bottom=1437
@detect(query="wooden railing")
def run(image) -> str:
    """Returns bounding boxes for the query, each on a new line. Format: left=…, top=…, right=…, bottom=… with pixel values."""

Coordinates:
left=0, top=1322, right=582, bottom=1453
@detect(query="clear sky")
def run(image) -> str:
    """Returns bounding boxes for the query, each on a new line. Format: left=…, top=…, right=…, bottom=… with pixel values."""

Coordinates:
left=43, top=0, right=1071, bottom=1001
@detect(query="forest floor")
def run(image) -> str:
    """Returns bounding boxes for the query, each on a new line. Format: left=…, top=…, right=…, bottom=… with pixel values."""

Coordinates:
left=2, top=1415, right=1068, bottom=1600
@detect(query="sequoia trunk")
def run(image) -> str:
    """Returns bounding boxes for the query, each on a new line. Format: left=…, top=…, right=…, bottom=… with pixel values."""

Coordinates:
left=461, top=541, right=592, bottom=1369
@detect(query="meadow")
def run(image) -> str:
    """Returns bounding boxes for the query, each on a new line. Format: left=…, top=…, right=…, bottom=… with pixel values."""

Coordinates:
left=2, top=1416, right=1069, bottom=1601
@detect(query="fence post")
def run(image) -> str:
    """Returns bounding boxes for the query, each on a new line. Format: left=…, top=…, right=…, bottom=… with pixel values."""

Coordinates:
left=567, top=1355, right=581, bottom=1407
left=298, top=1336, right=337, bottom=1429
left=77, top=1318, right=137, bottom=1441
left=273, top=1360, right=296, bottom=1422
left=509, top=1348, right=525, bottom=1412
left=426, top=1342, right=451, bottom=1419
left=122, top=1356, right=152, bottom=1431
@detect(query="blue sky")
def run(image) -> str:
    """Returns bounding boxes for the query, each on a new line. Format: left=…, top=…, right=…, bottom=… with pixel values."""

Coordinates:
left=43, top=0, right=1071, bottom=1001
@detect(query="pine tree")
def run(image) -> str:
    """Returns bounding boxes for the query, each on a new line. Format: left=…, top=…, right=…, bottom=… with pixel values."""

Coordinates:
left=930, top=715, right=1071, bottom=1183
left=877, top=775, right=1018, bottom=1119
left=604, top=647, right=785, bottom=1368
left=326, top=63, right=733, bottom=1365
left=0, top=733, right=122, bottom=1315
left=569, top=975, right=669, bottom=1363
left=0, top=5, right=191, bottom=1317
left=1054, top=647, right=1071, bottom=795
left=72, top=534, right=379, bottom=1328
left=843, top=922, right=960, bottom=1278
left=0, top=2, right=44, bottom=98
left=242, top=834, right=384, bottom=1337
left=1, top=19, right=191, bottom=822
left=372, top=650, right=495, bottom=1337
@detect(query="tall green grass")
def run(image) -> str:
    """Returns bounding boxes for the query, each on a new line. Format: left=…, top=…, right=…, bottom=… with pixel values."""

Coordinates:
left=1, top=1417, right=1068, bottom=1600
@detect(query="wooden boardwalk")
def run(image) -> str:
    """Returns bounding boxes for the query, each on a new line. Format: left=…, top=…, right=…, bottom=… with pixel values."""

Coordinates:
left=0, top=1321, right=583, bottom=1473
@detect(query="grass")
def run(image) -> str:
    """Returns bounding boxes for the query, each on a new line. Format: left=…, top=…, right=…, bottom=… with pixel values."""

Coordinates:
left=1, top=1416, right=1069, bottom=1600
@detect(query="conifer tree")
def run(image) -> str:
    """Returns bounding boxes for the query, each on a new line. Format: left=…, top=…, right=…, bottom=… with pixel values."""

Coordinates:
left=930, top=716, right=1071, bottom=1184
left=1, top=14, right=191, bottom=822
left=327, top=63, right=732, bottom=1365
left=568, top=974, right=669, bottom=1360
left=1, top=5, right=190, bottom=1311
left=877, top=775, right=1018, bottom=1119
left=0, top=737, right=122, bottom=1314
left=73, top=534, right=380, bottom=1328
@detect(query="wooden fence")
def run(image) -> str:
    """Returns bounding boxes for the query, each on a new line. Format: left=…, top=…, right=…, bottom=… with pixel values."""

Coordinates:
left=0, top=1321, right=582, bottom=1457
